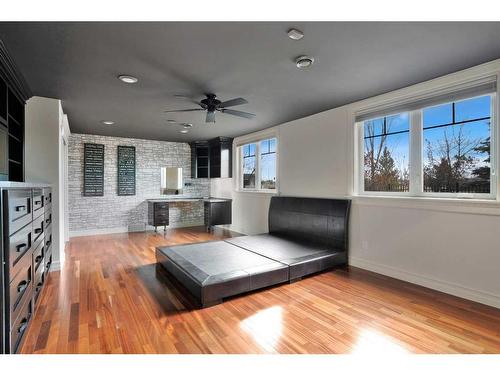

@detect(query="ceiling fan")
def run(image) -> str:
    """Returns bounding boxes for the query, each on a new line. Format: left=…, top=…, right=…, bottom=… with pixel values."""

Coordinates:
left=164, top=93, right=256, bottom=123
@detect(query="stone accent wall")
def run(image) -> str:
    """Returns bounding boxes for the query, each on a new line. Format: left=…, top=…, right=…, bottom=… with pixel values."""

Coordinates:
left=68, top=133, right=210, bottom=235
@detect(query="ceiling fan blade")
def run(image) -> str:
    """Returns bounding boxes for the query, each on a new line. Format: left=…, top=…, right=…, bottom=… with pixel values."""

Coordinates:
left=163, top=108, right=204, bottom=113
left=219, top=97, right=248, bottom=108
left=220, top=108, right=256, bottom=119
left=206, top=111, right=216, bottom=123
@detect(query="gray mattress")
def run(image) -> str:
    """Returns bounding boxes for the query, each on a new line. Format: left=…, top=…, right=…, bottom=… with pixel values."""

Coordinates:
left=225, top=234, right=347, bottom=280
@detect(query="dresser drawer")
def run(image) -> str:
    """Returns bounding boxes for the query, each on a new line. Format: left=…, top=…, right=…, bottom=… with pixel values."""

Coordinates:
left=5, top=189, right=32, bottom=235
left=43, top=188, right=52, bottom=208
left=9, top=256, right=33, bottom=321
left=44, top=210, right=52, bottom=229
left=154, top=202, right=168, bottom=211
left=33, top=239, right=45, bottom=272
left=8, top=222, right=33, bottom=273
left=154, top=213, right=169, bottom=226
left=32, top=213, right=45, bottom=243
left=45, top=225, right=52, bottom=250
left=34, top=263, right=45, bottom=303
left=33, top=188, right=44, bottom=217
left=10, top=298, right=33, bottom=354
left=45, top=246, right=53, bottom=273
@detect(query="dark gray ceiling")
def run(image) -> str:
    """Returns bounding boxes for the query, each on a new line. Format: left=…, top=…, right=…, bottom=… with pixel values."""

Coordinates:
left=1, top=22, right=500, bottom=142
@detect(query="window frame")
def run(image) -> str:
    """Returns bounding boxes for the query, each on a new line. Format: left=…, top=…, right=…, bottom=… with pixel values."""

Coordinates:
left=356, top=93, right=497, bottom=200
left=238, top=137, right=278, bottom=193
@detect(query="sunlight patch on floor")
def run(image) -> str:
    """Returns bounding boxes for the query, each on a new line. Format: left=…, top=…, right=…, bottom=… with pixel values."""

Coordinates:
left=240, top=306, right=283, bottom=352
left=351, top=328, right=410, bottom=355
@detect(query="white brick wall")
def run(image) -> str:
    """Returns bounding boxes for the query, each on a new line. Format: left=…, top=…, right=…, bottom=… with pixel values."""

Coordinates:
left=68, top=133, right=210, bottom=235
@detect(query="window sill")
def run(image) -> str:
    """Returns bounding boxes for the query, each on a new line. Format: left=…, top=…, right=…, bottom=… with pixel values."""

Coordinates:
left=352, top=194, right=500, bottom=216
left=234, top=189, right=278, bottom=196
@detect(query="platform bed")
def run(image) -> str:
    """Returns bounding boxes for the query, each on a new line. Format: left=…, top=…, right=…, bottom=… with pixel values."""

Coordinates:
left=156, top=196, right=351, bottom=307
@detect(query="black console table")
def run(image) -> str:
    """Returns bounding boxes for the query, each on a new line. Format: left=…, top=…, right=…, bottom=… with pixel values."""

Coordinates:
left=146, top=198, right=232, bottom=232
left=204, top=199, right=232, bottom=232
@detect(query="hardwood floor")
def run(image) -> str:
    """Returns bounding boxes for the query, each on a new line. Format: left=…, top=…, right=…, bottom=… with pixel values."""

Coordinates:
left=20, top=226, right=500, bottom=354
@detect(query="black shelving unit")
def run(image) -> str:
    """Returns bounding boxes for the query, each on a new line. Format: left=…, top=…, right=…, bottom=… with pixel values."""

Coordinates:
left=0, top=39, right=31, bottom=183
left=189, top=141, right=210, bottom=178
left=189, top=137, right=233, bottom=179
left=0, top=82, right=25, bottom=182
left=6, top=89, right=24, bottom=182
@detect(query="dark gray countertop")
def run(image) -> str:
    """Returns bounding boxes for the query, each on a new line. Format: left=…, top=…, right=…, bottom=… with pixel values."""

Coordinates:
left=147, top=197, right=204, bottom=203
left=146, top=197, right=231, bottom=203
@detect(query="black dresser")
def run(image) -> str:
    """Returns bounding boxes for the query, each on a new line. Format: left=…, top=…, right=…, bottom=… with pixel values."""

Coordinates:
left=1, top=184, right=52, bottom=354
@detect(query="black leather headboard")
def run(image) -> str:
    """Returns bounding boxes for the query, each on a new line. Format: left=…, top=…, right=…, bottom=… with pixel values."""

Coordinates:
left=268, top=196, right=351, bottom=251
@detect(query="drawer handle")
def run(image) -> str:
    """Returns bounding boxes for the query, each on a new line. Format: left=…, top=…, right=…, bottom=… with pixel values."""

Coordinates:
left=17, top=280, right=28, bottom=293
left=15, top=205, right=26, bottom=212
left=35, top=255, right=43, bottom=263
left=16, top=243, right=27, bottom=252
left=17, top=318, right=28, bottom=334
left=34, top=200, right=42, bottom=205
left=46, top=240, right=51, bottom=247
left=45, top=218, right=51, bottom=224
left=34, top=228, right=43, bottom=234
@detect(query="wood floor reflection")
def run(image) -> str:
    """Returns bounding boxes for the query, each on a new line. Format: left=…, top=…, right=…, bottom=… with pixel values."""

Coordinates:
left=20, top=227, right=500, bottom=354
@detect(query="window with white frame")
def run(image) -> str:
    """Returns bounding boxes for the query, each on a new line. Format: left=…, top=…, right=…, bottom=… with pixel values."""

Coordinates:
left=240, top=137, right=277, bottom=191
left=357, top=81, right=496, bottom=199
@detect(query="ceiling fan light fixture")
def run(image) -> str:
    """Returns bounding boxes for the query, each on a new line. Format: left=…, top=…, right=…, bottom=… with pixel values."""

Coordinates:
left=118, top=75, right=138, bottom=84
left=163, top=93, right=255, bottom=123
left=295, top=55, right=314, bottom=69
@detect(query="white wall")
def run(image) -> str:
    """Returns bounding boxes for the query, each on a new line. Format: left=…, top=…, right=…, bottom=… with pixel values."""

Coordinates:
left=25, top=96, right=66, bottom=270
left=212, top=58, right=500, bottom=308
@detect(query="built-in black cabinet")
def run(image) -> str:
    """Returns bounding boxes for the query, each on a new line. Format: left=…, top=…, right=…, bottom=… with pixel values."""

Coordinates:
left=189, top=137, right=233, bottom=179
left=189, top=141, right=209, bottom=179
left=0, top=40, right=32, bottom=183
left=0, top=78, right=7, bottom=125
left=209, top=137, right=233, bottom=178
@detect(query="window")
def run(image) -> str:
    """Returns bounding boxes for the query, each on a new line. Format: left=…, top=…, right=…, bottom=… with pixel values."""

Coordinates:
left=240, top=137, right=277, bottom=191
left=364, top=113, right=410, bottom=192
left=242, top=143, right=256, bottom=189
left=423, top=96, right=491, bottom=194
left=357, top=91, right=496, bottom=199
left=260, top=138, right=277, bottom=189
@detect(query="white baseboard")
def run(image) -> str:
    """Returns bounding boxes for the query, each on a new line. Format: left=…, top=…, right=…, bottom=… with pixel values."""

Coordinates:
left=70, top=226, right=130, bottom=237
left=50, top=260, right=61, bottom=271
left=69, top=221, right=205, bottom=238
left=349, top=256, right=500, bottom=309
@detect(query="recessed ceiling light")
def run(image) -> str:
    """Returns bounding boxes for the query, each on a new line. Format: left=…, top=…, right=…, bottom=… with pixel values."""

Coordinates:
left=180, top=129, right=189, bottom=134
left=167, top=119, right=176, bottom=123
left=101, top=120, right=115, bottom=125
left=183, top=123, right=193, bottom=128
left=287, top=28, right=304, bottom=40
left=295, top=55, right=314, bottom=69
left=118, top=75, right=138, bottom=84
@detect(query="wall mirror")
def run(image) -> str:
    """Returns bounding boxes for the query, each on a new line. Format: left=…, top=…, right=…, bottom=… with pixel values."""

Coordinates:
left=160, top=167, right=183, bottom=195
